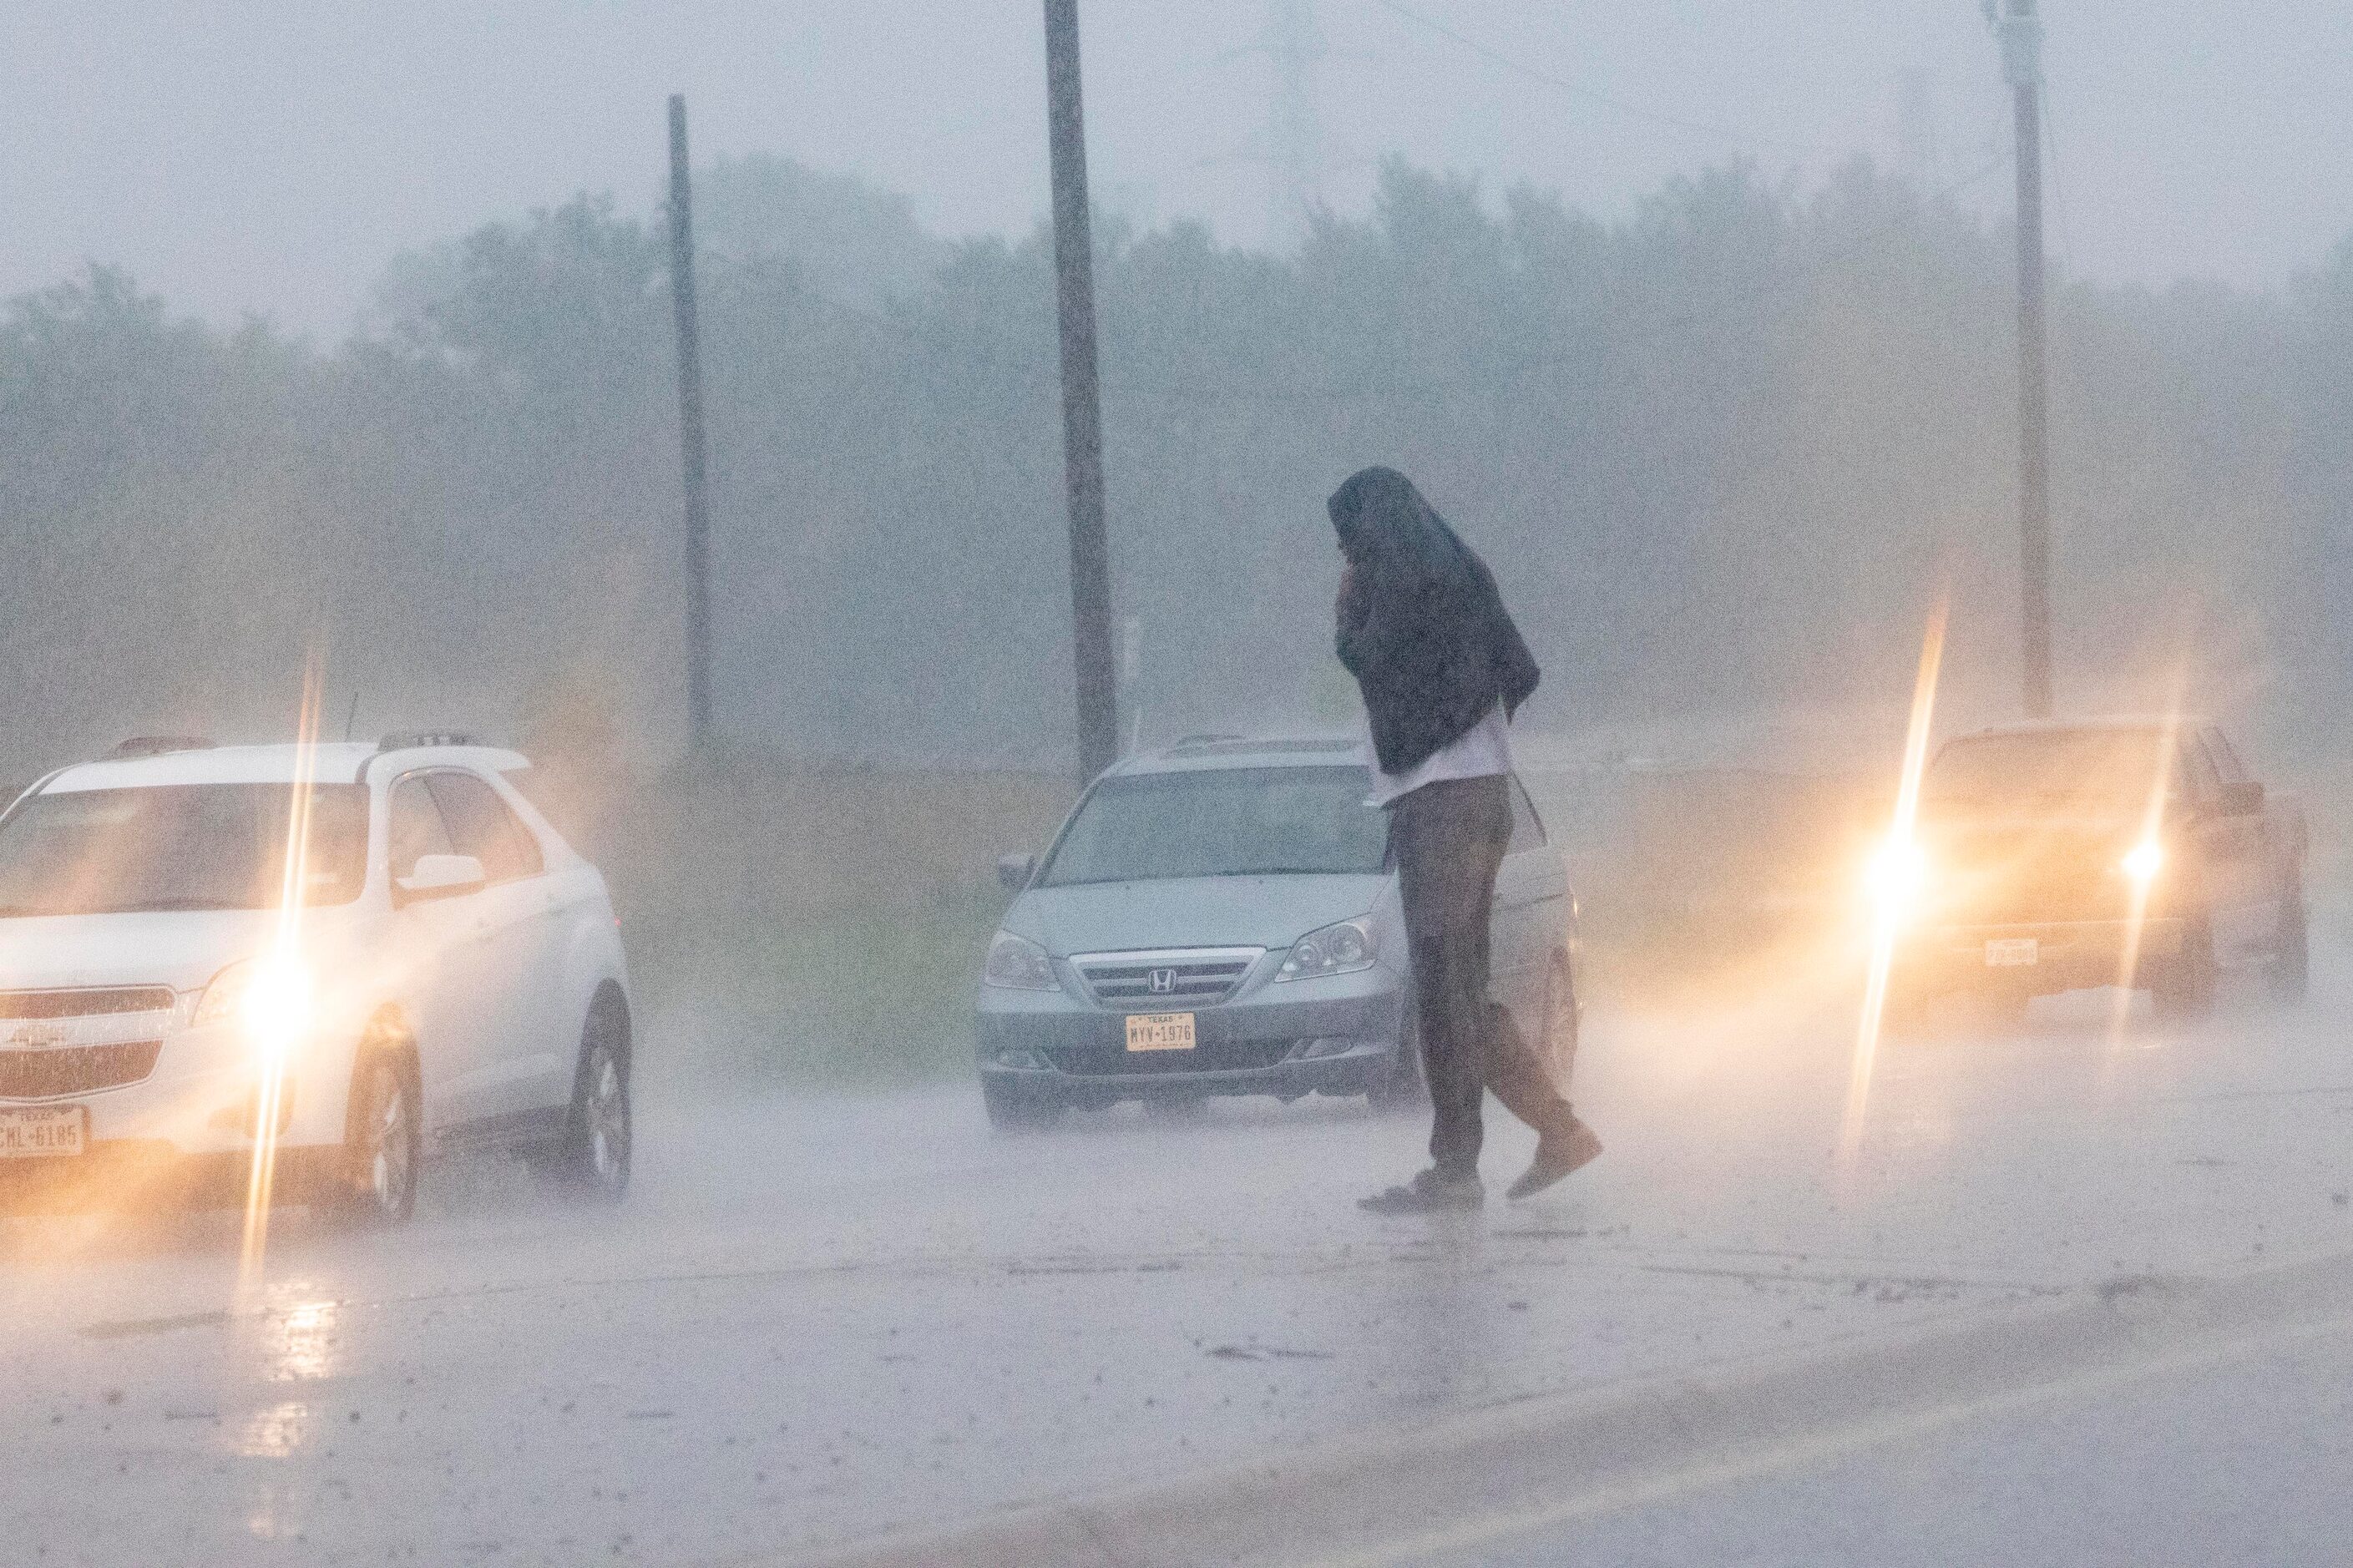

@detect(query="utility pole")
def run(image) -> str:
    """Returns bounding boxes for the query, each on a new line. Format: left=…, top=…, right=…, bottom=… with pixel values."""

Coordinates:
left=666, top=94, right=716, bottom=748
left=1991, top=0, right=2053, bottom=717
left=1042, top=0, right=1120, bottom=783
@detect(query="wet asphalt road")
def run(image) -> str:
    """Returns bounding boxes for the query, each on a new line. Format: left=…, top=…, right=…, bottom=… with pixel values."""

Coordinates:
left=1433, top=1288, right=2353, bottom=1568
left=5, top=949, right=2353, bottom=1565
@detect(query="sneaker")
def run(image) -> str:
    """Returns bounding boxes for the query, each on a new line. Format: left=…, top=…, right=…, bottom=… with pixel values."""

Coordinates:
left=1507, top=1117, right=1603, bottom=1201
left=1358, top=1168, right=1485, bottom=1214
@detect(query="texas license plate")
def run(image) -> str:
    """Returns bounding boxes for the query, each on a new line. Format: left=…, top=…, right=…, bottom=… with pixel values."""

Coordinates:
left=1125, top=1013, right=1197, bottom=1052
left=1986, top=938, right=2040, bottom=968
left=0, top=1105, right=87, bottom=1158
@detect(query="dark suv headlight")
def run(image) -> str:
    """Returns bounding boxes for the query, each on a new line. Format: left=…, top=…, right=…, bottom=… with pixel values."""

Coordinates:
left=983, top=930, right=1060, bottom=991
left=1277, top=917, right=1376, bottom=982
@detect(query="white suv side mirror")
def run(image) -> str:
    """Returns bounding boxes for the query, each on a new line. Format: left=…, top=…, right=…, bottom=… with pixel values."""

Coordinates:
left=397, top=852, right=488, bottom=905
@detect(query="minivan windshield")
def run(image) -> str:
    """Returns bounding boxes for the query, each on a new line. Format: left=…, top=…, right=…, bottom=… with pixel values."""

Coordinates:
left=1039, top=766, right=1387, bottom=887
left=1925, top=729, right=2178, bottom=811
left=0, top=784, right=370, bottom=917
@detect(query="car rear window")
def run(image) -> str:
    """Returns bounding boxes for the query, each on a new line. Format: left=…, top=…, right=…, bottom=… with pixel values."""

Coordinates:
left=0, top=784, right=369, bottom=917
left=1039, top=766, right=1387, bottom=887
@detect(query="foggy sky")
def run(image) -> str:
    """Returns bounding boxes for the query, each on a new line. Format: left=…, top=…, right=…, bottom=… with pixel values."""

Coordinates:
left=5, top=1, right=2350, bottom=334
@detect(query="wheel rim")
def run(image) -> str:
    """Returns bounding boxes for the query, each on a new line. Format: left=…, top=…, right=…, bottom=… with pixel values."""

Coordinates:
left=585, top=1049, right=628, bottom=1181
left=369, top=1065, right=412, bottom=1211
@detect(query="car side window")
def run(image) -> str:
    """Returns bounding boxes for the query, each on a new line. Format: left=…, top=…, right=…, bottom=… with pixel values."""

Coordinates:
left=426, top=771, right=545, bottom=883
left=2204, top=727, right=2249, bottom=785
left=1507, top=777, right=1546, bottom=852
left=387, top=775, right=454, bottom=882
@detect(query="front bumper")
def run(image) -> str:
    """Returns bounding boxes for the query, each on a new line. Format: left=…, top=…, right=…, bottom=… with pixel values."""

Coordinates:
left=1897, top=917, right=2186, bottom=996
left=976, top=967, right=1409, bottom=1104
left=0, top=1017, right=360, bottom=1206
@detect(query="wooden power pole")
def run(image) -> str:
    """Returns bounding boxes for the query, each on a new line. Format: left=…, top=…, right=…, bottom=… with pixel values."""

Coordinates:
left=1993, top=1, right=2054, bottom=718
left=1042, top=0, right=1120, bottom=784
left=666, top=94, right=716, bottom=747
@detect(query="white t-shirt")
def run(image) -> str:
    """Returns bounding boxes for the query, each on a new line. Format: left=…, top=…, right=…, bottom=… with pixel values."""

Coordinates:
left=1369, top=701, right=1513, bottom=807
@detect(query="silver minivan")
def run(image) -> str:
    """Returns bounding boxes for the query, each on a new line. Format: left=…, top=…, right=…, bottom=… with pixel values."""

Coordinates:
left=974, top=736, right=1581, bottom=1130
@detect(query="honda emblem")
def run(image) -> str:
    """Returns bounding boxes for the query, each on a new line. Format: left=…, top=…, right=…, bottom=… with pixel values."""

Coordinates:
left=1147, top=968, right=1178, bottom=994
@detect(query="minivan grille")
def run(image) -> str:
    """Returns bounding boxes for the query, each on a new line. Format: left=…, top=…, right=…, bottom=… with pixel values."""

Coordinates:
left=1045, top=1039, right=1297, bottom=1076
left=1071, top=949, right=1263, bottom=1009
left=0, top=1040, right=163, bottom=1100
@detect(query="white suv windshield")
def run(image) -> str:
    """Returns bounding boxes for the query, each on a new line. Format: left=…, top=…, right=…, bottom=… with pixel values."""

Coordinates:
left=1040, top=766, right=1387, bottom=887
left=0, top=784, right=369, bottom=917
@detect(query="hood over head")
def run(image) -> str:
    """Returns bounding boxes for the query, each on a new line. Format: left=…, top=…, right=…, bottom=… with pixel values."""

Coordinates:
left=1328, top=465, right=1467, bottom=586
left=1328, top=466, right=1541, bottom=776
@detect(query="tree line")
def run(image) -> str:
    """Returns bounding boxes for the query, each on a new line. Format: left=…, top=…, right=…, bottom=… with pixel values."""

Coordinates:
left=3, top=153, right=2349, bottom=780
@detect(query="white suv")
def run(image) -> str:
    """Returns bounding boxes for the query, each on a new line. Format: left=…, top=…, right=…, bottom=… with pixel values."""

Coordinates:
left=0, top=735, right=633, bottom=1224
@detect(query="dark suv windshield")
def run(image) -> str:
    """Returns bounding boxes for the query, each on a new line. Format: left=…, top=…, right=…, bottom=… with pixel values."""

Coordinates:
left=1039, top=766, right=1387, bottom=887
left=1925, top=730, right=2176, bottom=810
left=0, top=784, right=370, bottom=917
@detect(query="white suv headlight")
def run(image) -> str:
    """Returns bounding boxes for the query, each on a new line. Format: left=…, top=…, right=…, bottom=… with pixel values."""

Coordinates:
left=193, top=957, right=316, bottom=1054
left=982, top=931, right=1060, bottom=991
left=1278, top=917, right=1377, bottom=982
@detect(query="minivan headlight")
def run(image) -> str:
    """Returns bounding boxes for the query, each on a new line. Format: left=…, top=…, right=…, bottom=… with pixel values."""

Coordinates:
left=1278, top=917, right=1377, bottom=982
left=982, top=931, right=1060, bottom=991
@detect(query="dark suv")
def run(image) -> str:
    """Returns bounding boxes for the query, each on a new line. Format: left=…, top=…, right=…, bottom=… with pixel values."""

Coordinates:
left=1884, top=718, right=2306, bottom=1023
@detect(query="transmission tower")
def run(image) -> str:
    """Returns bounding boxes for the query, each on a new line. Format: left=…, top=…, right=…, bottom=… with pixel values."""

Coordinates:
left=1262, top=0, right=1323, bottom=249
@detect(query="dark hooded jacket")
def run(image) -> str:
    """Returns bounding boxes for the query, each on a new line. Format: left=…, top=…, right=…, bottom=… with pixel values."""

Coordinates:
left=1329, top=467, right=1540, bottom=778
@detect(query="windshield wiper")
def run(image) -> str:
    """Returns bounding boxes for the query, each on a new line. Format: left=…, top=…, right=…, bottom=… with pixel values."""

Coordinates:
left=99, top=897, right=256, bottom=913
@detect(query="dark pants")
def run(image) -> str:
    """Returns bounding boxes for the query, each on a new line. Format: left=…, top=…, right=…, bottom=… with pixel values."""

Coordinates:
left=1389, top=774, right=1575, bottom=1179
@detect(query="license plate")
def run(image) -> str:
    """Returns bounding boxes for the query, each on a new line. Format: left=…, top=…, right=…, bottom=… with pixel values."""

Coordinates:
left=0, top=1105, right=87, bottom=1158
left=1986, top=938, right=2040, bottom=968
left=1125, top=1013, right=1197, bottom=1052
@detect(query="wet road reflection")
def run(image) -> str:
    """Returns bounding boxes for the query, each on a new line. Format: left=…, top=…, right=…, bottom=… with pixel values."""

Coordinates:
left=2, top=962, right=2349, bottom=1563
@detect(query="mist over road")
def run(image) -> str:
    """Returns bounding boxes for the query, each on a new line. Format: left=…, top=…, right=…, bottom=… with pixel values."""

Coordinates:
left=5, top=951, right=2351, bottom=1565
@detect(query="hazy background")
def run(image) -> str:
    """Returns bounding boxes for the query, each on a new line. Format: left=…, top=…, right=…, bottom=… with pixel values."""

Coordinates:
left=6, top=1, right=2351, bottom=333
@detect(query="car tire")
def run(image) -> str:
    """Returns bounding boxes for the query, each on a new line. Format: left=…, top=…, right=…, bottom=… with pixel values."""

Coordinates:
left=325, top=1026, right=421, bottom=1229
left=2267, top=880, right=2310, bottom=1005
left=551, top=989, right=632, bottom=1203
left=2151, top=916, right=2219, bottom=1022
left=981, top=1077, right=1063, bottom=1133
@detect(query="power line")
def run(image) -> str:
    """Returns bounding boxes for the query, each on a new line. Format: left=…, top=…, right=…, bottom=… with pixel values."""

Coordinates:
left=1364, top=0, right=1839, bottom=159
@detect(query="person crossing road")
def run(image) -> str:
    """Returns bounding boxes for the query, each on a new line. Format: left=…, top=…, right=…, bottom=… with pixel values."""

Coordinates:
left=1328, top=466, right=1602, bottom=1213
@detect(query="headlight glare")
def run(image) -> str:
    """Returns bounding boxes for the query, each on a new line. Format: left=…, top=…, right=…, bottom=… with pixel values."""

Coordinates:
left=193, top=957, right=316, bottom=1055
left=2122, top=840, right=2164, bottom=884
left=1278, top=917, right=1378, bottom=981
left=1865, top=837, right=1930, bottom=913
left=983, top=931, right=1059, bottom=991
